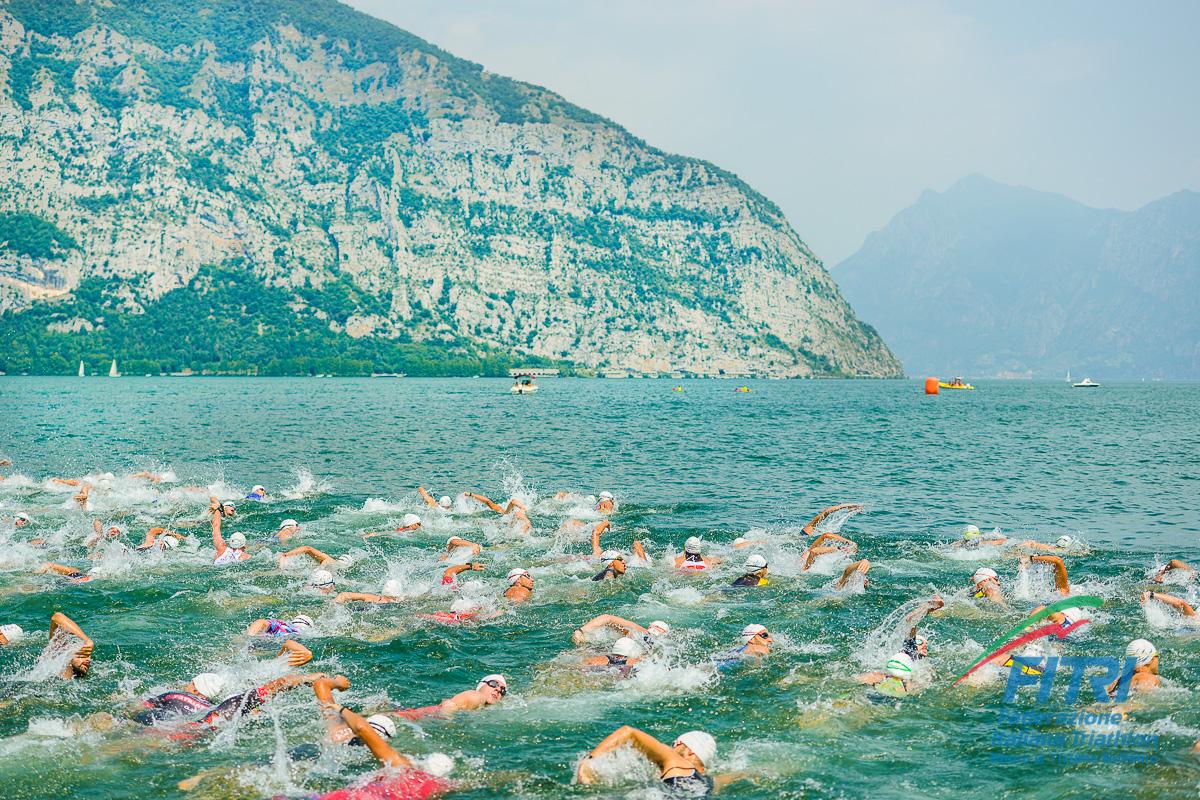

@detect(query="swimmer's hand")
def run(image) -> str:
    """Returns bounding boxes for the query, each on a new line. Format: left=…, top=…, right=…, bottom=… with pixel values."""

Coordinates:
left=279, top=639, right=312, bottom=666
left=575, top=758, right=599, bottom=785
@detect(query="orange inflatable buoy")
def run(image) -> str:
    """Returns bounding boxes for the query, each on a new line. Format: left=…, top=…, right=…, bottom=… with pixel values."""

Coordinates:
left=925, top=377, right=939, bottom=395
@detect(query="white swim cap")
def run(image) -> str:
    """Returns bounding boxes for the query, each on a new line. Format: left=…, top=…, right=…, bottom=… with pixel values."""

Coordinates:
left=739, top=623, right=768, bottom=643
left=1126, top=638, right=1157, bottom=667
left=744, top=554, right=768, bottom=570
left=598, top=491, right=615, bottom=501
left=252, top=485, right=266, bottom=494
left=506, top=568, right=529, bottom=586
left=450, top=597, right=481, bottom=614
left=290, top=614, right=314, bottom=630
left=279, top=519, right=299, bottom=530
left=0, top=623, right=25, bottom=642
left=159, top=536, right=178, bottom=550
left=438, top=496, right=452, bottom=509
left=400, top=513, right=421, bottom=528
left=309, top=569, right=334, bottom=588
left=366, top=714, right=396, bottom=739
left=108, top=524, right=125, bottom=535
left=192, top=672, right=226, bottom=700
left=220, top=499, right=236, bottom=509
left=732, top=537, right=747, bottom=546
left=423, top=752, right=455, bottom=777
left=963, top=525, right=981, bottom=538
left=647, top=620, right=670, bottom=636
left=673, top=731, right=716, bottom=768
left=382, top=578, right=403, bottom=596
left=972, top=567, right=998, bottom=585
left=1056, top=535, right=1073, bottom=548
left=600, top=550, right=623, bottom=561
left=337, top=553, right=353, bottom=565
left=684, top=537, right=703, bottom=555
left=476, top=673, right=507, bottom=691
left=227, top=532, right=247, bottom=549
left=886, top=652, right=915, bottom=678
left=14, top=512, right=30, bottom=523
left=612, top=636, right=644, bottom=658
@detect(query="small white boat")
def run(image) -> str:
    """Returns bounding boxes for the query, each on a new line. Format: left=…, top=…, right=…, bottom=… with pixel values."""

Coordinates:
left=1072, top=377, right=1100, bottom=388
left=510, top=375, right=537, bottom=394
left=108, top=359, right=120, bottom=378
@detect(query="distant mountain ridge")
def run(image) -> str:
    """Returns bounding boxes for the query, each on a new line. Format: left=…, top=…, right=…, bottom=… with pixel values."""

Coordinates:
left=835, top=175, right=1200, bottom=379
left=0, top=0, right=900, bottom=377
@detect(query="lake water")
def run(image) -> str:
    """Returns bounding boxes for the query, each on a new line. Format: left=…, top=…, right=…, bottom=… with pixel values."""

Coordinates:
left=0, top=378, right=1198, bottom=799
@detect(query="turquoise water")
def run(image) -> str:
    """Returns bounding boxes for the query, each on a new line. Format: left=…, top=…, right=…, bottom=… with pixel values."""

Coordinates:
left=1, top=378, right=1198, bottom=799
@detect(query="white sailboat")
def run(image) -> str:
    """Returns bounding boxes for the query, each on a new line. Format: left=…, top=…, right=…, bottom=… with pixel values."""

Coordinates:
left=1073, top=377, right=1099, bottom=388
left=108, top=359, right=120, bottom=378
left=78, top=360, right=85, bottom=377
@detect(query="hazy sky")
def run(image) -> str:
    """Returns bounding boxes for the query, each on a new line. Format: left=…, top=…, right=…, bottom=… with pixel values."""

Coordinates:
left=345, top=1, right=1200, bottom=264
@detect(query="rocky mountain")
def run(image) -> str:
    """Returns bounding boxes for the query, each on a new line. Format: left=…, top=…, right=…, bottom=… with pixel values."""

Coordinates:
left=0, top=0, right=900, bottom=377
left=835, top=175, right=1200, bottom=379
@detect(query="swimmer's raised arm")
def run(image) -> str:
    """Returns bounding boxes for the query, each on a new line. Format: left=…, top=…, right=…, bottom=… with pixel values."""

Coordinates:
left=904, top=594, right=945, bottom=624
left=466, top=493, right=508, bottom=514
left=86, top=519, right=105, bottom=548
left=591, top=520, right=612, bottom=557
left=334, top=592, right=399, bottom=604
left=802, top=503, right=864, bottom=535
left=835, top=559, right=871, bottom=590
left=49, top=612, right=93, bottom=679
left=632, top=540, right=649, bottom=563
left=278, top=545, right=335, bottom=567
left=338, top=707, right=412, bottom=769
left=1027, top=554, right=1070, bottom=595
left=577, top=725, right=681, bottom=784
left=277, top=639, right=313, bottom=666
left=38, top=562, right=83, bottom=577
left=418, top=487, right=439, bottom=507
left=503, top=497, right=527, bottom=514
left=574, top=614, right=645, bottom=643
left=131, top=471, right=163, bottom=483
left=442, top=536, right=482, bottom=559
left=51, top=477, right=81, bottom=487
left=1142, top=590, right=1197, bottom=616
left=74, top=484, right=91, bottom=508
left=1154, top=560, right=1195, bottom=584
left=208, top=500, right=229, bottom=555
left=443, top=563, right=485, bottom=583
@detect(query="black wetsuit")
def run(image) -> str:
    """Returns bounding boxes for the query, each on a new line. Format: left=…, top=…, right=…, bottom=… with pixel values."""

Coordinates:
left=731, top=572, right=765, bottom=587
left=592, top=565, right=619, bottom=581
left=663, top=771, right=714, bottom=796
left=134, top=691, right=214, bottom=725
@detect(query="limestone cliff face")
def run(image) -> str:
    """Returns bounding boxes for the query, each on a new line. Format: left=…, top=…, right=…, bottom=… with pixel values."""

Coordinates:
left=0, top=0, right=901, bottom=377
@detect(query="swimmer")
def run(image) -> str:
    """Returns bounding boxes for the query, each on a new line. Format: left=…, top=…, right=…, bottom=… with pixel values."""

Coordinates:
left=87, top=519, right=127, bottom=549
left=276, top=518, right=302, bottom=542
left=277, top=545, right=346, bottom=569
left=134, top=672, right=229, bottom=724
left=363, top=513, right=422, bottom=539
left=418, top=597, right=492, bottom=624
left=731, top=554, right=769, bottom=587
left=467, top=493, right=532, bottom=535
left=211, top=497, right=237, bottom=518
left=970, top=567, right=1007, bottom=608
left=209, top=501, right=250, bottom=563
left=573, top=616, right=670, bottom=646
left=0, top=623, right=25, bottom=645
left=419, top=487, right=455, bottom=511
left=136, top=526, right=185, bottom=552
left=1018, top=554, right=1071, bottom=596
left=312, top=674, right=399, bottom=746
left=856, top=652, right=917, bottom=696
left=592, top=550, right=626, bottom=581
left=590, top=520, right=648, bottom=568
left=73, top=483, right=90, bottom=508
left=1107, top=639, right=1160, bottom=697
left=581, top=636, right=643, bottom=669
left=442, top=561, right=485, bottom=588
left=953, top=524, right=1007, bottom=548
left=395, top=674, right=508, bottom=718
left=802, top=503, right=864, bottom=535
left=801, top=532, right=857, bottom=571
left=440, top=536, right=482, bottom=560
left=730, top=536, right=766, bottom=549
left=577, top=726, right=733, bottom=795
left=1153, top=559, right=1196, bottom=584
left=307, top=568, right=337, bottom=594
left=13, top=511, right=31, bottom=527
left=1141, top=590, right=1196, bottom=618
left=903, top=631, right=929, bottom=659
left=45, top=611, right=93, bottom=679
left=716, top=624, right=773, bottom=663
left=174, top=672, right=325, bottom=728
left=505, top=568, right=535, bottom=602
left=308, top=706, right=449, bottom=799
left=246, top=613, right=315, bottom=639
left=335, top=578, right=405, bottom=605
left=675, top=537, right=721, bottom=571
left=130, top=470, right=165, bottom=483
left=834, top=558, right=871, bottom=590
left=596, top=490, right=616, bottom=514
left=36, top=562, right=93, bottom=584
left=246, top=485, right=267, bottom=501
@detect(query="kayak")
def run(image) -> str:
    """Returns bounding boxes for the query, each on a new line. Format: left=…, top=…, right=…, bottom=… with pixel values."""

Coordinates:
left=938, top=382, right=974, bottom=390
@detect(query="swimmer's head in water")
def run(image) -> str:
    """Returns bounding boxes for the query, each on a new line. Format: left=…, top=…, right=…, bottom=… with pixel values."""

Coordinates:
left=290, top=614, right=314, bottom=631
left=278, top=518, right=299, bottom=531
left=399, top=513, right=421, bottom=530
left=309, top=568, right=335, bottom=590
left=647, top=620, right=671, bottom=637
left=598, top=491, right=614, bottom=502
left=219, top=500, right=237, bottom=516
left=1126, top=638, right=1158, bottom=668
left=450, top=597, right=481, bottom=615
left=904, top=633, right=929, bottom=659
left=70, top=654, right=92, bottom=677
left=612, top=636, right=644, bottom=659
left=0, top=623, right=25, bottom=642
left=227, top=532, right=247, bottom=549
left=192, top=672, right=226, bottom=700
left=732, top=536, right=747, bottom=547
left=673, top=730, right=716, bottom=770
left=972, top=567, right=998, bottom=586
left=739, top=623, right=770, bottom=644
left=336, top=553, right=353, bottom=566
left=438, top=495, right=452, bottom=509
left=248, top=485, right=266, bottom=499
left=684, top=537, right=703, bottom=555
left=1056, top=535, right=1075, bottom=549
left=382, top=578, right=404, bottom=597
left=886, top=652, right=915, bottom=678
left=423, top=752, right=455, bottom=777
left=476, top=674, right=507, bottom=702
left=962, top=525, right=981, bottom=540
left=506, top=568, right=531, bottom=587
left=366, top=713, right=396, bottom=739
left=744, top=554, right=768, bottom=572
left=14, top=512, right=30, bottom=526
left=107, top=524, right=124, bottom=538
